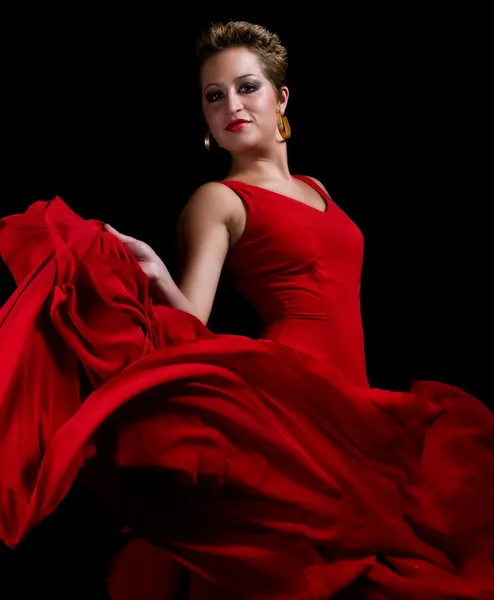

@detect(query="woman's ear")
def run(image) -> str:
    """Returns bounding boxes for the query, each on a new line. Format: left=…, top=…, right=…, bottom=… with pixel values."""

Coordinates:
left=279, top=86, right=289, bottom=115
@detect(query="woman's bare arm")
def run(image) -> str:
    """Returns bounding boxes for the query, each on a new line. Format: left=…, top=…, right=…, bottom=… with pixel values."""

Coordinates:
left=154, top=182, right=233, bottom=325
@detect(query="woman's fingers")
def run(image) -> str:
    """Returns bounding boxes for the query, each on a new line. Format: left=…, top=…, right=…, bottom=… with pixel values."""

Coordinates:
left=103, top=223, right=134, bottom=242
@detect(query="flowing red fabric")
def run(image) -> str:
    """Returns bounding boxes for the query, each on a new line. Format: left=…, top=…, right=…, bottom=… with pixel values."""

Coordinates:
left=1, top=182, right=493, bottom=598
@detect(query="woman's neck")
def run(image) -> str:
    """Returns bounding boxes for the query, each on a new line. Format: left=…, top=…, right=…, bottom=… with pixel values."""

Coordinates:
left=228, top=143, right=291, bottom=183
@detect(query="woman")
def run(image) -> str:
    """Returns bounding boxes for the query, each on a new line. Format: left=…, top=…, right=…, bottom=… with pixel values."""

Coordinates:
left=0, top=21, right=493, bottom=599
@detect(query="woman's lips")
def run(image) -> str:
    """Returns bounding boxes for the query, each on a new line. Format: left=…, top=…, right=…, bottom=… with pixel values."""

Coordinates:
left=225, top=120, right=250, bottom=132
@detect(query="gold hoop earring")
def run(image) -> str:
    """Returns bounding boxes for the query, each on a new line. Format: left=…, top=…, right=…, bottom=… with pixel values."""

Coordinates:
left=204, top=130, right=222, bottom=153
left=276, top=111, right=291, bottom=140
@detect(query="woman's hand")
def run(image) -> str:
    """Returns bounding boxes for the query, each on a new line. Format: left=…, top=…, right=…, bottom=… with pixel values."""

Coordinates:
left=103, top=223, right=201, bottom=320
left=103, top=224, right=170, bottom=283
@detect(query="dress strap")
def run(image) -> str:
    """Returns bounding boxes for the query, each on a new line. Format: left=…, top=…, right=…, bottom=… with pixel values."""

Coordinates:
left=293, top=175, right=332, bottom=200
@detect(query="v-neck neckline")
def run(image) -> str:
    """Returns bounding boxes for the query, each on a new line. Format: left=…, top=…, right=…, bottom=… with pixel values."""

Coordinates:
left=223, top=177, right=329, bottom=214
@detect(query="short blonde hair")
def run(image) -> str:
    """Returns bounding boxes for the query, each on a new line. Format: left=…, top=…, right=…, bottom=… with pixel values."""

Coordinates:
left=196, top=21, right=288, bottom=91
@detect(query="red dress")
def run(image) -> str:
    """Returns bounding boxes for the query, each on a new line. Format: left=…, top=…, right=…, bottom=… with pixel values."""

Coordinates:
left=0, top=176, right=493, bottom=598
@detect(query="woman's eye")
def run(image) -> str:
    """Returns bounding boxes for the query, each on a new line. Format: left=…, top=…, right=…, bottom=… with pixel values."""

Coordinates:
left=205, top=83, right=258, bottom=103
left=206, top=91, right=222, bottom=103
left=240, top=83, right=257, bottom=93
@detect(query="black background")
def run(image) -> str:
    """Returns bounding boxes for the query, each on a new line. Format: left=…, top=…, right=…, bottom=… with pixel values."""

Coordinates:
left=1, top=8, right=491, bottom=597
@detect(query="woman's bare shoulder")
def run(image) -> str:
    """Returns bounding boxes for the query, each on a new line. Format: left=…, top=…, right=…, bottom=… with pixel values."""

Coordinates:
left=180, top=181, right=243, bottom=224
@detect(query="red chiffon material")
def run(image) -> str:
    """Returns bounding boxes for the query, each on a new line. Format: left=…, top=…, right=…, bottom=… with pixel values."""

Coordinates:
left=1, top=192, right=493, bottom=598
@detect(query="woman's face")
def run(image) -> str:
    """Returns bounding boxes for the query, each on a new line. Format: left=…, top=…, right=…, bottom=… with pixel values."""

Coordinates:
left=200, top=46, right=288, bottom=153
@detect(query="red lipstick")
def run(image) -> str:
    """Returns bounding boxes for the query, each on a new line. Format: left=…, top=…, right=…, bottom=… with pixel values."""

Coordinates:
left=225, top=119, right=250, bottom=132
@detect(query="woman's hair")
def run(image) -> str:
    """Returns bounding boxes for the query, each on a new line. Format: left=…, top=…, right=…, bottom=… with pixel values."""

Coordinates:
left=196, top=21, right=288, bottom=91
